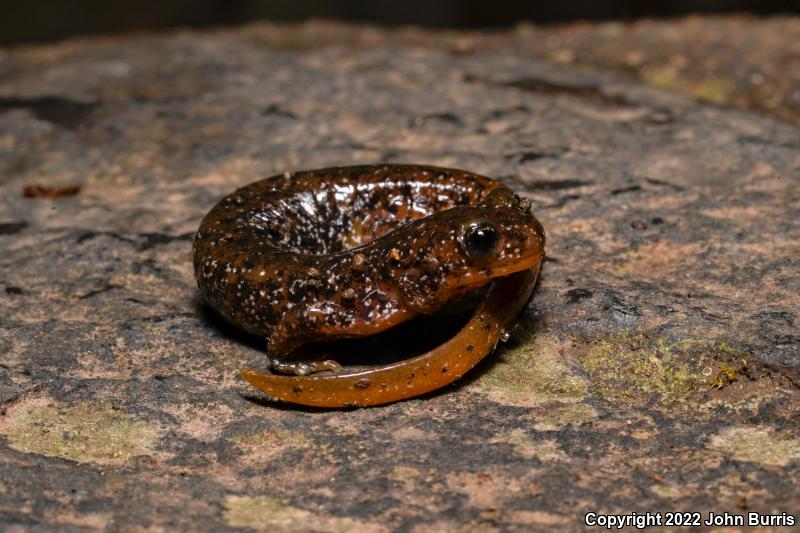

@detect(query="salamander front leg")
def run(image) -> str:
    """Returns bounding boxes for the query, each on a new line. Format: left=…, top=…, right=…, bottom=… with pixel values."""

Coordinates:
left=266, top=327, right=342, bottom=376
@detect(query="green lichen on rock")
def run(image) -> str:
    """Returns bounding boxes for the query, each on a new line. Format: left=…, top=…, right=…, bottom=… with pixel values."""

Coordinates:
left=531, top=402, right=599, bottom=431
left=649, top=482, right=685, bottom=501
left=223, top=496, right=306, bottom=531
left=223, top=495, right=383, bottom=532
left=478, top=335, right=589, bottom=407
left=707, top=426, right=800, bottom=466
left=580, top=334, right=770, bottom=405
left=642, top=66, right=736, bottom=105
left=0, top=400, right=158, bottom=464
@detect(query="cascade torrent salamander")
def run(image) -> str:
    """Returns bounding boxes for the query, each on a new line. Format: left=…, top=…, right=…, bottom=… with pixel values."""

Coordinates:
left=193, top=164, right=545, bottom=407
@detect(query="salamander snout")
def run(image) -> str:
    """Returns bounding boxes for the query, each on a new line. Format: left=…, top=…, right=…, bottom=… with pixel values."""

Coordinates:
left=459, top=206, right=545, bottom=270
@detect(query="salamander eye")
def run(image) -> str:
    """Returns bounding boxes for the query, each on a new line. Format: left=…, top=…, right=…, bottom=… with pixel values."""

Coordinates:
left=461, top=222, right=500, bottom=261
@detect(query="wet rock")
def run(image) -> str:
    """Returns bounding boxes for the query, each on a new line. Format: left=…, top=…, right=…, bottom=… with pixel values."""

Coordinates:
left=0, top=18, right=797, bottom=531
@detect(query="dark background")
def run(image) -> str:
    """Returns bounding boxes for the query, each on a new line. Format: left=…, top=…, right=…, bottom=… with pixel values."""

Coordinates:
left=2, top=0, right=798, bottom=45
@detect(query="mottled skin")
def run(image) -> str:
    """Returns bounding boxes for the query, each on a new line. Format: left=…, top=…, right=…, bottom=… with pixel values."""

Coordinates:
left=193, top=165, right=545, bottom=375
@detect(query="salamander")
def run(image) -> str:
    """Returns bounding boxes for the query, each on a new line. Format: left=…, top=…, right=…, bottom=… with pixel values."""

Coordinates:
left=193, top=164, right=545, bottom=406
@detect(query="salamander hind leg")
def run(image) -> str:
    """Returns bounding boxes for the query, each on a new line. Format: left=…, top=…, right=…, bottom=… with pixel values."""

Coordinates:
left=266, top=323, right=343, bottom=376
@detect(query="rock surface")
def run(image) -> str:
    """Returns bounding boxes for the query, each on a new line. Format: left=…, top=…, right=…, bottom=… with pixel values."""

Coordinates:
left=0, top=18, right=798, bottom=531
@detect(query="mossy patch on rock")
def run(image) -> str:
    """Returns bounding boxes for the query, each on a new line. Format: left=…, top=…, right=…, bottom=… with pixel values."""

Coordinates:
left=642, top=66, right=736, bottom=105
left=477, top=335, right=589, bottom=407
left=649, top=482, right=685, bottom=501
left=579, top=334, right=779, bottom=406
left=223, top=495, right=386, bottom=532
left=0, top=399, right=159, bottom=464
left=531, top=401, right=599, bottom=431
left=707, top=426, right=800, bottom=466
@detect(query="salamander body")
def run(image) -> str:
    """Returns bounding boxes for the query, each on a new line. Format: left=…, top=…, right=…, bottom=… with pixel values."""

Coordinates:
left=193, top=164, right=545, bottom=377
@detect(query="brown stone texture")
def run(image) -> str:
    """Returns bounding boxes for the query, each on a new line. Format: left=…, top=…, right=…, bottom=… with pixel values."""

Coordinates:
left=1, top=17, right=799, bottom=531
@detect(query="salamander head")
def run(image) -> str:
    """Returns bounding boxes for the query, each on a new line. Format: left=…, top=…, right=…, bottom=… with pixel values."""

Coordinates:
left=390, top=190, right=545, bottom=313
